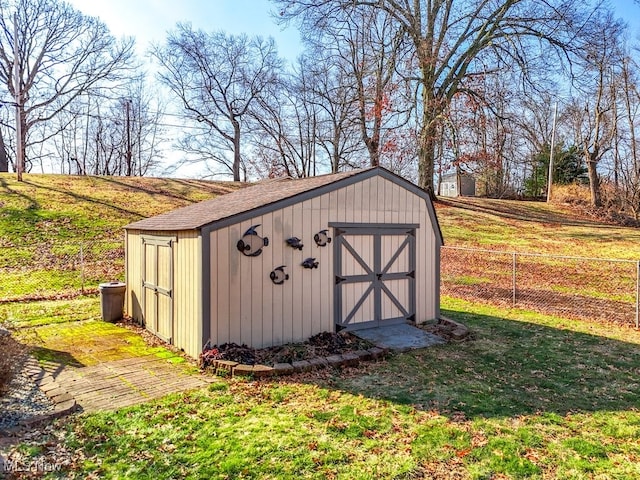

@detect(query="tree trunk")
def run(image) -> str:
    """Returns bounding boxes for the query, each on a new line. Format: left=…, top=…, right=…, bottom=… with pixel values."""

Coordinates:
left=16, top=104, right=27, bottom=181
left=232, top=119, right=241, bottom=182
left=0, top=128, right=8, bottom=172
left=125, top=100, right=132, bottom=176
left=417, top=80, right=441, bottom=199
left=586, top=155, right=601, bottom=207
left=418, top=113, right=438, bottom=199
left=365, top=135, right=380, bottom=167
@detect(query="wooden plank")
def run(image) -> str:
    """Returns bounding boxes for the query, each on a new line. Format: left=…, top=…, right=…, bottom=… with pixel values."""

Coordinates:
left=319, top=192, right=331, bottom=332
left=281, top=205, right=294, bottom=343
left=360, top=179, right=371, bottom=223
left=391, top=183, right=400, bottom=223
left=209, top=230, right=219, bottom=347
left=397, top=187, right=407, bottom=224
left=344, top=184, right=355, bottom=223
left=370, top=177, right=380, bottom=223
left=337, top=185, right=347, bottom=224
left=329, top=189, right=339, bottom=223
left=216, top=227, right=231, bottom=345
left=228, top=223, right=243, bottom=344
left=291, top=202, right=304, bottom=342
left=270, top=209, right=284, bottom=345
left=301, top=200, right=314, bottom=340
left=384, top=178, right=394, bottom=223
left=238, top=221, right=255, bottom=345
left=258, top=212, right=273, bottom=348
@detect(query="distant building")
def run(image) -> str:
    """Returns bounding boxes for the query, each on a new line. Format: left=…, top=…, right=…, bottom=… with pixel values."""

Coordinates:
left=439, top=171, right=476, bottom=197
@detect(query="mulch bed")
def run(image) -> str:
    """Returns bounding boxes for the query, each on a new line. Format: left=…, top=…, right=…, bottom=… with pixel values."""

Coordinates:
left=117, top=317, right=375, bottom=369
left=200, top=331, right=374, bottom=368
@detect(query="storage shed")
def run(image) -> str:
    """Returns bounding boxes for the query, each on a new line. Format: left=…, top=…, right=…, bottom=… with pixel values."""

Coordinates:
left=124, top=167, right=443, bottom=358
left=439, top=171, right=476, bottom=197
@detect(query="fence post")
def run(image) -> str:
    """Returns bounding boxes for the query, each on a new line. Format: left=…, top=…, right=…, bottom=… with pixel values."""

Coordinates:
left=636, top=260, right=639, bottom=329
left=80, top=244, right=85, bottom=294
left=512, top=252, right=517, bottom=307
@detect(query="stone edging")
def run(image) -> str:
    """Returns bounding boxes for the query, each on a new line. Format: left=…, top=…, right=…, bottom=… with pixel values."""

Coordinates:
left=209, top=346, right=390, bottom=379
left=18, top=356, right=78, bottom=427
left=435, top=316, right=471, bottom=342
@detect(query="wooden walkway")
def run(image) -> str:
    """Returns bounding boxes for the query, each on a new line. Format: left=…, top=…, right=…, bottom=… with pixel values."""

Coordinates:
left=41, top=355, right=211, bottom=413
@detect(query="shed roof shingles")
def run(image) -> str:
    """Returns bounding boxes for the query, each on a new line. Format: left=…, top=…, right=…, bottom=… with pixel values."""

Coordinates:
left=125, top=169, right=365, bottom=231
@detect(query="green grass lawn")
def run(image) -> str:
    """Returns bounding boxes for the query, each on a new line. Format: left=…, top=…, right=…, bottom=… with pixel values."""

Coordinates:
left=0, top=174, right=241, bottom=301
left=4, top=176, right=640, bottom=478
left=0, top=296, right=100, bottom=328
left=13, top=297, right=640, bottom=479
left=436, top=197, right=640, bottom=259
left=0, top=173, right=240, bottom=244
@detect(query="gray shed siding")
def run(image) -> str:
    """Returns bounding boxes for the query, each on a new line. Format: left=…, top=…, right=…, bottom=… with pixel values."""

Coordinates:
left=125, top=167, right=442, bottom=358
left=203, top=175, right=440, bottom=349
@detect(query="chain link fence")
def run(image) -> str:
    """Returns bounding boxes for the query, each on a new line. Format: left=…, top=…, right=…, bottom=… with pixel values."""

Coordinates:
left=441, top=246, right=640, bottom=327
left=2, top=240, right=638, bottom=328
left=0, top=240, right=124, bottom=303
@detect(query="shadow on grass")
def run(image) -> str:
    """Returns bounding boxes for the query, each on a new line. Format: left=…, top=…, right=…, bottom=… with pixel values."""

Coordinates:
left=94, top=176, right=240, bottom=203
left=324, top=308, right=640, bottom=419
left=21, top=180, right=145, bottom=221
left=437, top=196, right=620, bottom=229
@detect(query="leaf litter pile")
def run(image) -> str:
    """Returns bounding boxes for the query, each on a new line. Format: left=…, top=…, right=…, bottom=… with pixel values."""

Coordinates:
left=0, top=330, right=29, bottom=394
left=200, top=331, right=374, bottom=367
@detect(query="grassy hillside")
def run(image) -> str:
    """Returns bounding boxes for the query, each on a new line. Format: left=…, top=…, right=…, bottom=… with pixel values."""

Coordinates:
left=0, top=173, right=242, bottom=246
left=2, top=173, right=637, bottom=257
left=436, top=196, right=640, bottom=260
left=0, top=173, right=242, bottom=301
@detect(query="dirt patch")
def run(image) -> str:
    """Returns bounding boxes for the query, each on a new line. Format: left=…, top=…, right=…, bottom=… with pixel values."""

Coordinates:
left=200, top=331, right=374, bottom=368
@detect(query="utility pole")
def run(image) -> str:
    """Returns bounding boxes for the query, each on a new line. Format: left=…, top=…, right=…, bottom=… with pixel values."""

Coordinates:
left=0, top=106, right=8, bottom=172
left=125, top=99, right=132, bottom=176
left=13, top=13, right=23, bottom=181
left=546, top=102, right=558, bottom=203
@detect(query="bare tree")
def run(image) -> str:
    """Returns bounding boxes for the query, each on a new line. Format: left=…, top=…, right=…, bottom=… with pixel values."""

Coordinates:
left=46, top=74, right=165, bottom=177
left=249, top=65, right=322, bottom=178
left=611, top=53, right=640, bottom=219
left=152, top=24, right=282, bottom=181
left=276, top=0, right=610, bottom=198
left=0, top=0, right=135, bottom=180
left=568, top=12, right=624, bottom=207
left=311, top=6, right=411, bottom=168
left=304, top=48, right=362, bottom=173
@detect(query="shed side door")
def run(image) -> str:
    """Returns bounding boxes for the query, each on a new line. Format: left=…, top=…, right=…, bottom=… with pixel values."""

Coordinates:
left=141, top=235, right=175, bottom=343
left=334, top=225, right=416, bottom=330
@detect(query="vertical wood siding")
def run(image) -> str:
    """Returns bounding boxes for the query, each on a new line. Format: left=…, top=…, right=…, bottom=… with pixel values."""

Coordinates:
left=207, top=175, right=439, bottom=349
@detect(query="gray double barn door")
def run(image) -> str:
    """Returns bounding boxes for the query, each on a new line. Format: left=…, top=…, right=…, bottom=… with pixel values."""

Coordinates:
left=334, top=224, right=417, bottom=330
